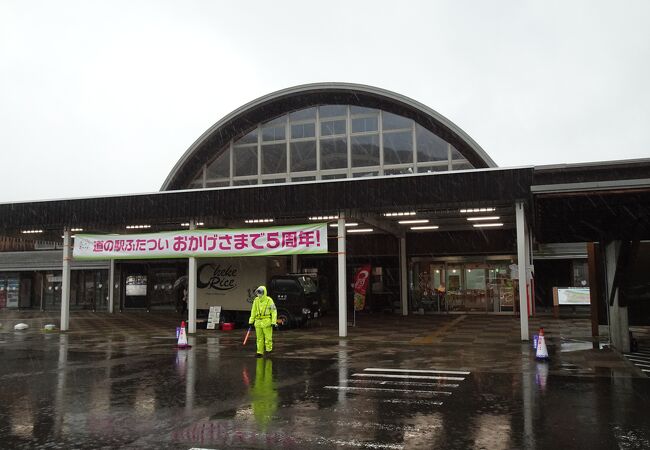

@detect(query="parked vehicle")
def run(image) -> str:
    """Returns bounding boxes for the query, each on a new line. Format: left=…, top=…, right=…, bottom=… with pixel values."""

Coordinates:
left=267, top=274, right=322, bottom=329
left=193, top=257, right=321, bottom=328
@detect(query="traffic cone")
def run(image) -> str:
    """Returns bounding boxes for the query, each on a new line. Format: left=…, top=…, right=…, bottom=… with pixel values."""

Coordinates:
left=176, top=321, right=191, bottom=349
left=535, top=327, right=549, bottom=360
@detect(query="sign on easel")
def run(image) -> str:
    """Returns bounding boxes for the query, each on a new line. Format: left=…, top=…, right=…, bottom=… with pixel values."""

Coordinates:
left=207, top=306, right=222, bottom=330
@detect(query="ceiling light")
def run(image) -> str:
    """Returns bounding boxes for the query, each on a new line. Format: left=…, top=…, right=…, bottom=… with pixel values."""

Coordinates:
left=410, top=225, right=439, bottom=230
left=467, top=216, right=500, bottom=221
left=309, top=215, right=339, bottom=220
left=473, top=223, right=504, bottom=228
left=383, top=212, right=416, bottom=217
left=21, top=229, right=43, bottom=234
left=460, top=208, right=496, bottom=213
left=329, top=223, right=359, bottom=227
left=398, top=219, right=429, bottom=225
left=181, top=222, right=205, bottom=227
left=126, top=225, right=151, bottom=229
left=244, top=219, right=274, bottom=224
left=71, top=228, right=84, bottom=232
left=347, top=228, right=374, bottom=233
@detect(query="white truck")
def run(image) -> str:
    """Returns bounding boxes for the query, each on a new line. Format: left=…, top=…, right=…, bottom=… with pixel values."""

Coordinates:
left=196, top=256, right=321, bottom=328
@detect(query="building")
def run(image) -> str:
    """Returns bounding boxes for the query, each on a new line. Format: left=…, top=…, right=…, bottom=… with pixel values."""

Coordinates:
left=1, top=83, right=649, bottom=350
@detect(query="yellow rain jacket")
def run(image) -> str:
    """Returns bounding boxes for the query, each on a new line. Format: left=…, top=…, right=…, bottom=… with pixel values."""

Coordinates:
left=248, top=286, right=277, bottom=354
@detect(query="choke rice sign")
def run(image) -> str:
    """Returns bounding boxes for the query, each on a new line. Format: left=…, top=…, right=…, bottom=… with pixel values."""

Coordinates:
left=72, top=223, right=328, bottom=260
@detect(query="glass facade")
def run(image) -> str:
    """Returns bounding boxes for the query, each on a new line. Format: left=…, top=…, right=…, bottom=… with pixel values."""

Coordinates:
left=410, top=259, right=517, bottom=313
left=187, top=105, right=473, bottom=188
left=0, top=270, right=108, bottom=311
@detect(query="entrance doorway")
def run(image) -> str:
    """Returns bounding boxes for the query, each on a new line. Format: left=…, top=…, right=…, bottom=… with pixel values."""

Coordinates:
left=410, top=258, right=516, bottom=313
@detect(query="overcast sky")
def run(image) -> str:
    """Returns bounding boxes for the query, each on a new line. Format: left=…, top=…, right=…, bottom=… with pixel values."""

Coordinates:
left=1, top=0, right=649, bottom=203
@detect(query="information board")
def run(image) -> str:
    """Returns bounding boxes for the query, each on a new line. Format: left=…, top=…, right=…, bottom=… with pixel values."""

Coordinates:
left=207, top=305, right=222, bottom=330
left=557, top=287, right=591, bottom=305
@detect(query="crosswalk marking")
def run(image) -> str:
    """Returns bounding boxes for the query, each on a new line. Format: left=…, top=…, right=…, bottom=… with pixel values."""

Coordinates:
left=324, top=386, right=453, bottom=395
left=352, top=373, right=465, bottom=381
left=347, top=379, right=460, bottom=388
left=623, top=348, right=650, bottom=377
left=627, top=361, right=650, bottom=367
left=364, top=367, right=471, bottom=375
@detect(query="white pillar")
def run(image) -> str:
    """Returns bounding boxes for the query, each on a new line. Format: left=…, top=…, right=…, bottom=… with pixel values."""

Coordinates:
left=605, top=241, right=630, bottom=352
left=399, top=237, right=408, bottom=316
left=338, top=215, right=347, bottom=338
left=188, top=220, right=198, bottom=334
left=515, top=201, right=529, bottom=341
left=524, top=224, right=532, bottom=316
left=60, top=228, right=71, bottom=331
left=291, top=254, right=298, bottom=273
left=108, top=259, right=115, bottom=313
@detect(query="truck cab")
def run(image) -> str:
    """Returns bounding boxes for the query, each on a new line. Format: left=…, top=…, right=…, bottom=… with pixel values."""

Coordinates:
left=267, top=274, right=321, bottom=329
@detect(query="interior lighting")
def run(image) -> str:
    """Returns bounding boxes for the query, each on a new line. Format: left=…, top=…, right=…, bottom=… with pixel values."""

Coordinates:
left=309, top=215, right=339, bottom=220
left=21, top=230, right=43, bottom=234
left=71, top=228, right=84, bottom=232
left=244, top=219, right=274, bottom=224
left=473, top=223, right=504, bottom=228
left=460, top=208, right=496, bottom=213
left=410, top=225, right=439, bottom=230
left=347, top=228, right=374, bottom=233
left=383, top=212, right=416, bottom=217
left=181, top=222, right=205, bottom=227
left=126, top=225, right=151, bottom=229
left=467, top=216, right=500, bottom=221
left=398, top=219, right=429, bottom=225
left=329, top=223, right=359, bottom=227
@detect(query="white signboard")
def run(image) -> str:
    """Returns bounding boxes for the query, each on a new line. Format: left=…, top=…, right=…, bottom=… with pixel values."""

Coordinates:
left=558, top=288, right=591, bottom=305
left=72, top=223, right=327, bottom=260
left=207, top=306, right=222, bottom=330
left=197, top=257, right=265, bottom=311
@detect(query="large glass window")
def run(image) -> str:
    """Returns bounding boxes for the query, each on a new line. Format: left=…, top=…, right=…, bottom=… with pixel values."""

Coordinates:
left=416, top=124, right=448, bottom=162
left=352, top=117, right=378, bottom=133
left=234, top=146, right=257, bottom=177
left=206, top=148, right=230, bottom=179
left=321, top=138, right=348, bottom=170
left=261, top=143, right=287, bottom=174
left=262, top=124, right=285, bottom=142
left=291, top=123, right=315, bottom=139
left=319, top=105, right=347, bottom=118
left=383, top=131, right=413, bottom=165
left=383, top=111, right=411, bottom=130
left=184, top=104, right=480, bottom=188
left=289, top=107, right=316, bottom=121
left=290, top=141, right=317, bottom=172
left=351, top=134, right=379, bottom=167
left=236, top=129, right=258, bottom=145
left=321, top=120, right=346, bottom=136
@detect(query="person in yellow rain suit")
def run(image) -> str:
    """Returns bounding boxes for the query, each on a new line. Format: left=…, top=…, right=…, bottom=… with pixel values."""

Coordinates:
left=250, top=357, right=278, bottom=431
left=249, top=285, right=278, bottom=358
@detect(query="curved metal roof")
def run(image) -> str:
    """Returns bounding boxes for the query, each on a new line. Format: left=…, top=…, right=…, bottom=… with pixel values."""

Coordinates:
left=161, top=82, right=497, bottom=191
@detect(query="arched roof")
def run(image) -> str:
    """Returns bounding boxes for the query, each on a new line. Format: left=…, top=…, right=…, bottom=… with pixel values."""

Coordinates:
left=161, top=82, right=497, bottom=191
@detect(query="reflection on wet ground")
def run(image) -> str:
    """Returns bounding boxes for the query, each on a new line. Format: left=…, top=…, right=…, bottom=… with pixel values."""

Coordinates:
left=1, top=314, right=649, bottom=449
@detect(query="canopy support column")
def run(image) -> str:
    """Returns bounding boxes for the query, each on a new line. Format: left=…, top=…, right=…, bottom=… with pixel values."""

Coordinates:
left=516, top=201, right=529, bottom=341
left=108, top=259, right=115, bottom=313
left=399, top=237, right=408, bottom=316
left=60, top=228, right=71, bottom=331
left=338, top=214, right=347, bottom=338
left=188, top=220, right=198, bottom=334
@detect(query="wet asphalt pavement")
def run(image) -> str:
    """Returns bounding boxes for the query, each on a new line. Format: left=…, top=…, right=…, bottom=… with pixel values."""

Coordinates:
left=1, top=315, right=650, bottom=449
